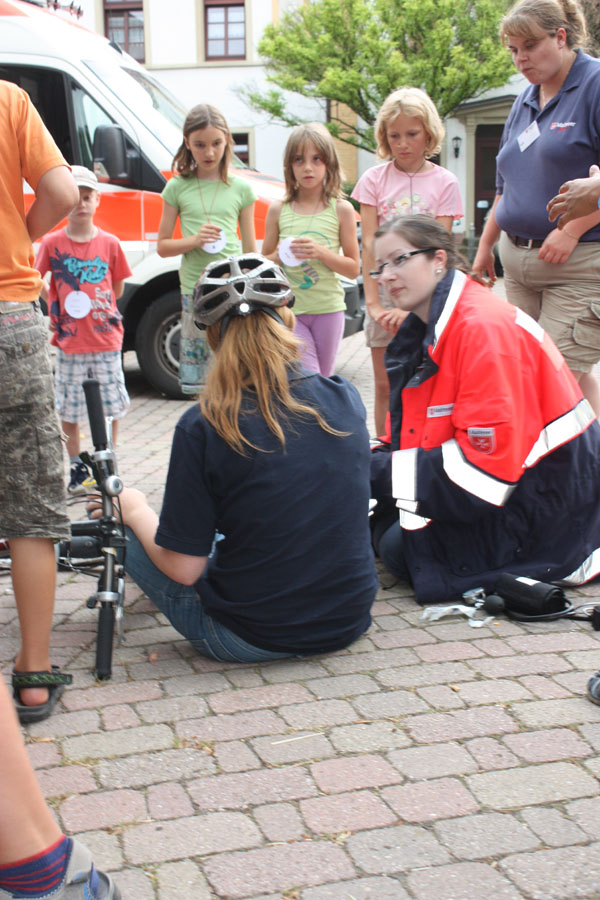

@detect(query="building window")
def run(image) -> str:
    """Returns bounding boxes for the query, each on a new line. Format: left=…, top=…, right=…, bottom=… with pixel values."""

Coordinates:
left=105, top=2, right=145, bottom=63
left=232, top=132, right=249, bottom=165
left=205, top=1, right=245, bottom=60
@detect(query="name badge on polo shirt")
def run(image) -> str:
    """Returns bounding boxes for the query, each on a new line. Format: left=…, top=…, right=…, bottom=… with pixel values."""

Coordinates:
left=517, top=120, right=540, bottom=152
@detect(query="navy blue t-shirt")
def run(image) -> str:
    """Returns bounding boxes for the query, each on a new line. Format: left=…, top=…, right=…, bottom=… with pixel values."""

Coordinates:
left=496, top=51, right=600, bottom=241
left=155, top=369, right=377, bottom=654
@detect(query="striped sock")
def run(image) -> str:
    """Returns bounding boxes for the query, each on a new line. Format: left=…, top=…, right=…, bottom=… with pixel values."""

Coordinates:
left=0, top=836, right=71, bottom=897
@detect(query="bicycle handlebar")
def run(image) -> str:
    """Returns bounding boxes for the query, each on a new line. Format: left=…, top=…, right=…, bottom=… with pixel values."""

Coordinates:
left=83, top=378, right=108, bottom=450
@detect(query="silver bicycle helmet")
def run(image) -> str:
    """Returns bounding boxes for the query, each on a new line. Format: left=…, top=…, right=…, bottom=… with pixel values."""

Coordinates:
left=193, top=254, right=294, bottom=329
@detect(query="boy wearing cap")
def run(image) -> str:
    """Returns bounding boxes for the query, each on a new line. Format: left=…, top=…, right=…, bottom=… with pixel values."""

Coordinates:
left=36, top=166, right=132, bottom=493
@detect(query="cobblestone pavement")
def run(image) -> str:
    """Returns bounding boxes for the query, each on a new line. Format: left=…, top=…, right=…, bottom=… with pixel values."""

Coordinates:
left=2, top=307, right=600, bottom=900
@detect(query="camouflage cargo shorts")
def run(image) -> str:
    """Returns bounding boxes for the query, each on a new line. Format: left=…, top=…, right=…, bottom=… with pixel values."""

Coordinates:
left=0, top=301, right=69, bottom=539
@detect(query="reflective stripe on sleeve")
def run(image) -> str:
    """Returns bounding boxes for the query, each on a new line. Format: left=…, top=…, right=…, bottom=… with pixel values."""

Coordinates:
left=524, top=399, right=595, bottom=469
left=433, top=270, right=466, bottom=347
left=442, top=438, right=515, bottom=506
left=398, top=508, right=431, bottom=530
left=392, top=448, right=418, bottom=504
left=558, top=547, right=600, bottom=585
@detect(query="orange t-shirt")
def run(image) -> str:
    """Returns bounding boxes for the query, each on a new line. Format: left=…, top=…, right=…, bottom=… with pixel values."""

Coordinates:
left=0, top=80, right=68, bottom=302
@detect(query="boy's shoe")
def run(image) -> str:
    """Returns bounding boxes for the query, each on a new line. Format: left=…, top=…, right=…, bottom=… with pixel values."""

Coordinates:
left=587, top=671, right=600, bottom=705
left=0, top=838, right=120, bottom=900
left=68, top=461, right=94, bottom=495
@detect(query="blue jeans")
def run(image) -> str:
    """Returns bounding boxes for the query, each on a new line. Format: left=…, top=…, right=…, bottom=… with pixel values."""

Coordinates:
left=124, top=529, right=294, bottom=662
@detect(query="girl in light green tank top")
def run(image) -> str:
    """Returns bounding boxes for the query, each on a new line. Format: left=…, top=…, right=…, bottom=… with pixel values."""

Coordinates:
left=263, top=123, right=360, bottom=376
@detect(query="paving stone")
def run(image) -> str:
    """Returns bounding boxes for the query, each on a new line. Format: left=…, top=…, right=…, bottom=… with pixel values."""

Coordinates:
left=187, top=767, right=318, bottom=810
left=62, top=724, right=174, bottom=761
left=279, top=699, right=360, bottom=729
left=162, top=672, right=230, bottom=695
left=225, top=668, right=266, bottom=688
left=323, top=649, right=419, bottom=675
left=466, top=761, right=599, bottom=809
left=156, top=860, right=214, bottom=900
left=61, top=680, right=163, bottom=710
left=416, top=684, right=465, bottom=709
left=502, top=727, right=593, bottom=762
left=500, top=844, right=600, bottom=899
left=101, top=704, right=141, bottom=730
left=518, top=675, right=574, bottom=699
left=455, top=678, right=533, bottom=705
left=147, top=781, right=193, bottom=819
left=304, top=674, right=380, bottom=699
left=111, top=867, right=154, bottom=900
left=375, top=661, right=474, bottom=688
left=511, top=697, right=600, bottom=728
left=73, top=829, right=123, bottom=871
left=25, top=742, right=61, bottom=769
left=407, top=862, right=524, bottom=900
left=415, top=641, right=485, bottom=662
left=97, top=747, right=216, bottom=788
left=251, top=732, right=336, bottom=765
left=552, top=670, right=589, bottom=693
left=202, top=842, right=356, bottom=898
left=472, top=638, right=516, bottom=657
left=467, top=653, right=572, bottom=677
left=506, top=632, right=600, bottom=653
left=577, top=722, right=600, bottom=750
left=352, top=689, right=429, bottom=718
left=207, top=683, right=313, bottom=714
left=387, top=742, right=477, bottom=780
left=520, top=807, right=587, bottom=846
left=26, top=709, right=100, bottom=738
left=60, top=788, right=147, bottom=832
left=345, top=824, right=450, bottom=874
left=565, top=797, right=600, bottom=837
left=382, top=777, right=479, bottom=822
left=563, top=649, right=600, bottom=668
left=254, top=802, right=306, bottom=842
left=433, top=812, right=540, bottom=858
left=36, top=765, right=97, bottom=799
left=176, top=709, right=286, bottom=742
left=261, top=660, right=330, bottom=682
left=405, top=706, right=518, bottom=743
left=214, top=739, right=262, bottom=772
left=422, top=622, right=495, bottom=641
left=464, top=737, right=520, bottom=770
left=300, top=790, right=398, bottom=834
left=127, top=657, right=194, bottom=681
left=328, top=722, right=411, bottom=753
left=301, top=875, right=410, bottom=899
left=370, top=629, right=437, bottom=649
left=123, top=811, right=262, bottom=863
left=135, top=695, right=209, bottom=723
left=310, top=754, right=403, bottom=793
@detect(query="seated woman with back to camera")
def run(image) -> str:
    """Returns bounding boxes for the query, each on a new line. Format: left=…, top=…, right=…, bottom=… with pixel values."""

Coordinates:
left=369, top=215, right=600, bottom=605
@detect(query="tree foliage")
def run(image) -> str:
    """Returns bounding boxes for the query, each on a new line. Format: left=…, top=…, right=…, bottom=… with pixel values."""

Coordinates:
left=241, top=0, right=514, bottom=152
left=581, top=0, right=600, bottom=56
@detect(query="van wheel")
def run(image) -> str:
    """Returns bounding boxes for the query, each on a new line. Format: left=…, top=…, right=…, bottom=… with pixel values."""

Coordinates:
left=135, top=290, right=185, bottom=399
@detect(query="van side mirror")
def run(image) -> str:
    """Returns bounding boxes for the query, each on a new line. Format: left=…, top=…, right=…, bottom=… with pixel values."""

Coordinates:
left=92, top=125, right=132, bottom=185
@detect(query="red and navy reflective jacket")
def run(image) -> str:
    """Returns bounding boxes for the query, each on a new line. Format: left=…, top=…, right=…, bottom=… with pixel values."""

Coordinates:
left=370, top=270, right=600, bottom=604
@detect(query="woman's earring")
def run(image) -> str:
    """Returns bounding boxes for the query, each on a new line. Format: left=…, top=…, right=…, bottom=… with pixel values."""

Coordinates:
left=435, top=268, right=443, bottom=276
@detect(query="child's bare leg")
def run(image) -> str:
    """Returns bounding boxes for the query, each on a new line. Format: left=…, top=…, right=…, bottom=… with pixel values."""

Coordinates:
left=11, top=537, right=56, bottom=708
left=110, top=418, right=119, bottom=446
left=371, top=347, right=390, bottom=437
left=61, top=419, right=81, bottom=458
left=576, top=370, right=600, bottom=419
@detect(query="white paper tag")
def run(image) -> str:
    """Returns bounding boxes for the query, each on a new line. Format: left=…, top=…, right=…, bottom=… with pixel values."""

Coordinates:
left=64, top=290, right=92, bottom=319
left=517, top=120, right=540, bottom=152
left=202, top=228, right=227, bottom=254
left=278, top=236, right=302, bottom=267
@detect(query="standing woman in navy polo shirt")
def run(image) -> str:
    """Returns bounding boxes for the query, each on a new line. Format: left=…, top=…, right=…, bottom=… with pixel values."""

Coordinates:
left=473, top=0, right=600, bottom=417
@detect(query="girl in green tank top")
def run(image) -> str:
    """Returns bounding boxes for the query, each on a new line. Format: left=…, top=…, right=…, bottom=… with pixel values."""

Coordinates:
left=263, top=123, right=360, bottom=376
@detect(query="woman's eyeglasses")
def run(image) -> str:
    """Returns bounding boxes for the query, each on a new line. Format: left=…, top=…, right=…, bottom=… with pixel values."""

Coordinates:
left=370, top=248, right=436, bottom=279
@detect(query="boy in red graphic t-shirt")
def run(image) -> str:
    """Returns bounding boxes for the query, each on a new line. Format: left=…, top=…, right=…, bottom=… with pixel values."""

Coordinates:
left=36, top=166, right=132, bottom=494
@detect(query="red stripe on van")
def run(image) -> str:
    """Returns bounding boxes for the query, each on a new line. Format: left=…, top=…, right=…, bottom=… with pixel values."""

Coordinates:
left=0, top=0, right=26, bottom=14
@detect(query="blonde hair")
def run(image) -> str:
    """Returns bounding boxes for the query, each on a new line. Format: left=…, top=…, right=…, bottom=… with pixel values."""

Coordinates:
left=375, top=87, right=445, bottom=160
left=172, top=104, right=233, bottom=182
left=282, top=123, right=344, bottom=204
left=500, top=0, right=587, bottom=49
left=200, top=306, right=347, bottom=455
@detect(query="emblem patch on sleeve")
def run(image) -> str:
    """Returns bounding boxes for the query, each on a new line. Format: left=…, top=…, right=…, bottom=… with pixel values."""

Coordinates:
left=467, top=427, right=496, bottom=453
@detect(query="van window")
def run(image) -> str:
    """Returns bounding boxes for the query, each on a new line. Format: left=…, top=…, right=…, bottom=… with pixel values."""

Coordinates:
left=71, top=82, right=117, bottom=170
left=0, top=65, right=74, bottom=161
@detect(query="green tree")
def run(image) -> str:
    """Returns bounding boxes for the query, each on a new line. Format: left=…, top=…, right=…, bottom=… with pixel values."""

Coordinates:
left=581, top=0, right=600, bottom=56
left=241, top=0, right=513, bottom=152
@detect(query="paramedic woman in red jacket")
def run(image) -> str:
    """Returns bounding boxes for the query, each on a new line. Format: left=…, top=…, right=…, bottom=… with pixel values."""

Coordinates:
left=370, top=215, right=600, bottom=605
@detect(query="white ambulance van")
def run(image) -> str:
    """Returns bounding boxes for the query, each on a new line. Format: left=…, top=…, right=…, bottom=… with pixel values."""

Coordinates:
left=3, top=0, right=363, bottom=397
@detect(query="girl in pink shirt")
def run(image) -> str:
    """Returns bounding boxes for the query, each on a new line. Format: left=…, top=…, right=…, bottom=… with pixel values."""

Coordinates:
left=352, top=87, right=463, bottom=435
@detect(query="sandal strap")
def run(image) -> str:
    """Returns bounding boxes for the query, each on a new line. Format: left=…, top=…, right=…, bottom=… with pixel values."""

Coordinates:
left=12, top=668, right=73, bottom=688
